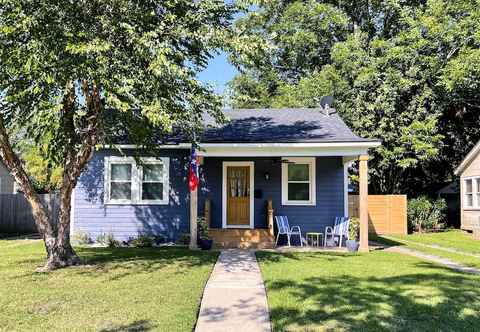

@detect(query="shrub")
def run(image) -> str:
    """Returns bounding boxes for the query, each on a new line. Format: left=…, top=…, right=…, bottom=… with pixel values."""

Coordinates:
left=177, top=233, right=190, bottom=245
left=197, top=217, right=210, bottom=240
left=72, top=231, right=91, bottom=245
left=131, top=234, right=154, bottom=247
left=96, top=232, right=120, bottom=248
left=408, top=196, right=447, bottom=233
left=348, top=217, right=360, bottom=241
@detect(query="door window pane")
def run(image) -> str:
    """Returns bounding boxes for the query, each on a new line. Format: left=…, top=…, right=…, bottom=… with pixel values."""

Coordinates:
left=111, top=182, right=131, bottom=200
left=142, top=183, right=163, bottom=200
left=288, top=164, right=309, bottom=181
left=288, top=183, right=310, bottom=201
left=111, top=164, right=132, bottom=181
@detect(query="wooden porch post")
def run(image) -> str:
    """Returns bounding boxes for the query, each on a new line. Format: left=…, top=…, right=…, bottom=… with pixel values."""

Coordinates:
left=359, top=154, right=369, bottom=252
left=267, top=200, right=274, bottom=236
left=189, top=187, right=198, bottom=249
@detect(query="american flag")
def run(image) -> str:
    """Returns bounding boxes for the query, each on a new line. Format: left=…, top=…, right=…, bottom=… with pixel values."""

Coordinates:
left=188, top=144, right=199, bottom=191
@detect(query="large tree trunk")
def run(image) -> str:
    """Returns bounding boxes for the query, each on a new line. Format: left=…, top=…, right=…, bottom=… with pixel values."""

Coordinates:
left=0, top=81, right=101, bottom=272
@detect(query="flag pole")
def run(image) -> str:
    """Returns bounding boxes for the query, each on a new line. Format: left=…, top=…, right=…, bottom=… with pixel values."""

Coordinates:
left=189, top=138, right=198, bottom=250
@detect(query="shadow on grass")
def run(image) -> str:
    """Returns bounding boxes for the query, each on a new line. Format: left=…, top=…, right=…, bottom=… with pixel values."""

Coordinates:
left=370, top=234, right=405, bottom=247
left=98, top=319, right=155, bottom=332
left=15, top=246, right=218, bottom=281
left=258, top=252, right=480, bottom=331
left=76, top=246, right=219, bottom=280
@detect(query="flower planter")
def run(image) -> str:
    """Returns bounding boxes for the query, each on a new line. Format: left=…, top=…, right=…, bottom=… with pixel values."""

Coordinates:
left=198, top=238, right=213, bottom=250
left=346, top=240, right=359, bottom=252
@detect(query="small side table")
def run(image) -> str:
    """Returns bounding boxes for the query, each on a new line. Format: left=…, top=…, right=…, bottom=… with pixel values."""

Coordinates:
left=306, top=232, right=323, bottom=247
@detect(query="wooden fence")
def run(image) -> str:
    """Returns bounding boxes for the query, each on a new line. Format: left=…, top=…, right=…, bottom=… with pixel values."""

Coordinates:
left=0, top=193, right=59, bottom=234
left=349, top=195, right=407, bottom=235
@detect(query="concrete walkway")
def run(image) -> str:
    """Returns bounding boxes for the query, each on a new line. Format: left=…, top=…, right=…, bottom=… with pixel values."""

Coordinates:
left=385, top=246, right=480, bottom=275
left=195, top=250, right=271, bottom=332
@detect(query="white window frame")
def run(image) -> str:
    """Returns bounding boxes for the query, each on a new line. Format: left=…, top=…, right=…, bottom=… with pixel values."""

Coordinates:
left=281, top=157, right=316, bottom=206
left=463, top=176, right=480, bottom=210
left=104, top=156, right=169, bottom=205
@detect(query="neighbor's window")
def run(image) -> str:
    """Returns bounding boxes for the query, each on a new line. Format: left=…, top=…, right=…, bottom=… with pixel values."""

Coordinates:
left=463, top=177, right=480, bottom=209
left=105, top=157, right=169, bottom=205
left=281, top=157, right=316, bottom=206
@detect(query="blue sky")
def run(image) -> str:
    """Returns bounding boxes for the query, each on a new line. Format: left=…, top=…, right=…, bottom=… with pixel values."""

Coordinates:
left=197, top=51, right=238, bottom=95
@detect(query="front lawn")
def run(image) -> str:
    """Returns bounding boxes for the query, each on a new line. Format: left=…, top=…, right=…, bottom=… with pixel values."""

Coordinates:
left=0, top=240, right=218, bottom=332
left=257, top=251, right=480, bottom=332
left=388, top=230, right=480, bottom=255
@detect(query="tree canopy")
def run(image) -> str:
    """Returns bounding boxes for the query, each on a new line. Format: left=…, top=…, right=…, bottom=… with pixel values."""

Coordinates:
left=0, top=0, right=236, bottom=269
left=228, top=0, right=480, bottom=195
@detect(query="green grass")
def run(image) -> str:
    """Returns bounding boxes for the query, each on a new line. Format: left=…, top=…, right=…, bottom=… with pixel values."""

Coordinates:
left=257, top=251, right=480, bottom=332
left=372, top=231, right=480, bottom=270
left=389, top=230, right=480, bottom=255
left=0, top=239, right=218, bottom=332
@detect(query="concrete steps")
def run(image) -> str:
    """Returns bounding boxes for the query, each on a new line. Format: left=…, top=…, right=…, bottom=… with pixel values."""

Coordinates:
left=209, top=229, right=275, bottom=249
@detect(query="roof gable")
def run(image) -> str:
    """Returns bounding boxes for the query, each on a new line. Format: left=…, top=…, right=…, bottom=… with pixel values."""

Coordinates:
left=455, top=140, right=480, bottom=175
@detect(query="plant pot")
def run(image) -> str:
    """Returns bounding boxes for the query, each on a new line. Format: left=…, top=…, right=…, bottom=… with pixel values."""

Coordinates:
left=198, top=238, right=213, bottom=250
left=346, top=240, right=359, bottom=252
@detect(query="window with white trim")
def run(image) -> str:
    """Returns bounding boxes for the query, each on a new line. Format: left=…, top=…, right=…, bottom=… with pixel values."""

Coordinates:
left=105, top=157, right=169, bottom=205
left=281, top=157, right=316, bottom=206
left=464, top=177, right=480, bottom=209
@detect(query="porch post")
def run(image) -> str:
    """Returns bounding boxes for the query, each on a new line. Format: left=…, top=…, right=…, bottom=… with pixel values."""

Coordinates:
left=189, top=187, right=198, bottom=249
left=359, top=154, right=369, bottom=252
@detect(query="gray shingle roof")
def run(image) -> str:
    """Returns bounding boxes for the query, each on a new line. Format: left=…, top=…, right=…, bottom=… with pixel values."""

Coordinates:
left=199, top=108, right=372, bottom=143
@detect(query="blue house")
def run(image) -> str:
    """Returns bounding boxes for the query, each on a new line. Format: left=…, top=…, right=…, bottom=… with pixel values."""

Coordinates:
left=71, top=108, right=380, bottom=249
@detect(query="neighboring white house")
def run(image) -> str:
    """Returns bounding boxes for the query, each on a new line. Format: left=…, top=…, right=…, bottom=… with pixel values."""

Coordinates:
left=455, top=140, right=480, bottom=231
left=0, top=162, right=15, bottom=194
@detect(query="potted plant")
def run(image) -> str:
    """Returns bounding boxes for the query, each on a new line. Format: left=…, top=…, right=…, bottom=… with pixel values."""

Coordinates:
left=197, top=217, right=213, bottom=250
left=346, top=217, right=360, bottom=252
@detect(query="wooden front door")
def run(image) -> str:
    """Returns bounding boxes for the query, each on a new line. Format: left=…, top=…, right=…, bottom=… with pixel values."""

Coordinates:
left=226, top=166, right=251, bottom=227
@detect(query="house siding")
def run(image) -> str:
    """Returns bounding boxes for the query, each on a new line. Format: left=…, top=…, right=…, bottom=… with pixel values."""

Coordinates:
left=459, top=151, right=480, bottom=231
left=73, top=149, right=191, bottom=242
left=74, top=150, right=345, bottom=242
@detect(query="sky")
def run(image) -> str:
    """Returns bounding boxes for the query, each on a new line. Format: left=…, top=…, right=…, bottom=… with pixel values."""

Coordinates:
left=197, top=51, right=238, bottom=95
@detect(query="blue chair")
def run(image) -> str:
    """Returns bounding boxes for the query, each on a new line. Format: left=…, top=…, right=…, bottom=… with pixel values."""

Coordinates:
left=275, top=216, right=303, bottom=247
left=324, top=217, right=350, bottom=247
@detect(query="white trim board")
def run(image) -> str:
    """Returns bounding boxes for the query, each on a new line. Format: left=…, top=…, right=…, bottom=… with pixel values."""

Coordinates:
left=222, top=161, right=255, bottom=229
left=106, top=141, right=381, bottom=157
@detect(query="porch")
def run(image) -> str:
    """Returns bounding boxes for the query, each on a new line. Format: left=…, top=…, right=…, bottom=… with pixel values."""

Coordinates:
left=190, top=151, right=373, bottom=251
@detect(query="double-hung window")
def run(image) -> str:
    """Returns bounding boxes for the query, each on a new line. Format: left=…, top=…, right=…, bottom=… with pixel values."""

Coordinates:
left=464, top=177, right=480, bottom=209
left=105, top=157, right=169, bottom=205
left=281, top=157, right=316, bottom=206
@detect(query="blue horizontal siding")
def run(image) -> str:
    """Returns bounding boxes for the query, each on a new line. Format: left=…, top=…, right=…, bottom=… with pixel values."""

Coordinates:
left=74, top=150, right=345, bottom=243
left=73, top=149, right=190, bottom=242
left=199, top=157, right=345, bottom=235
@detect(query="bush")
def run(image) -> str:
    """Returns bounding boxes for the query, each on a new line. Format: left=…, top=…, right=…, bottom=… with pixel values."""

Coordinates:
left=96, top=232, right=120, bottom=248
left=72, top=231, right=91, bottom=245
left=197, top=217, right=210, bottom=240
left=177, top=233, right=190, bottom=245
left=131, top=234, right=154, bottom=247
left=408, top=196, right=447, bottom=233
left=348, top=217, right=360, bottom=240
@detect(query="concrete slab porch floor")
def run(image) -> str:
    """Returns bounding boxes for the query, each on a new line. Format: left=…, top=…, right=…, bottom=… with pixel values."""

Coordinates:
left=195, top=250, right=272, bottom=332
